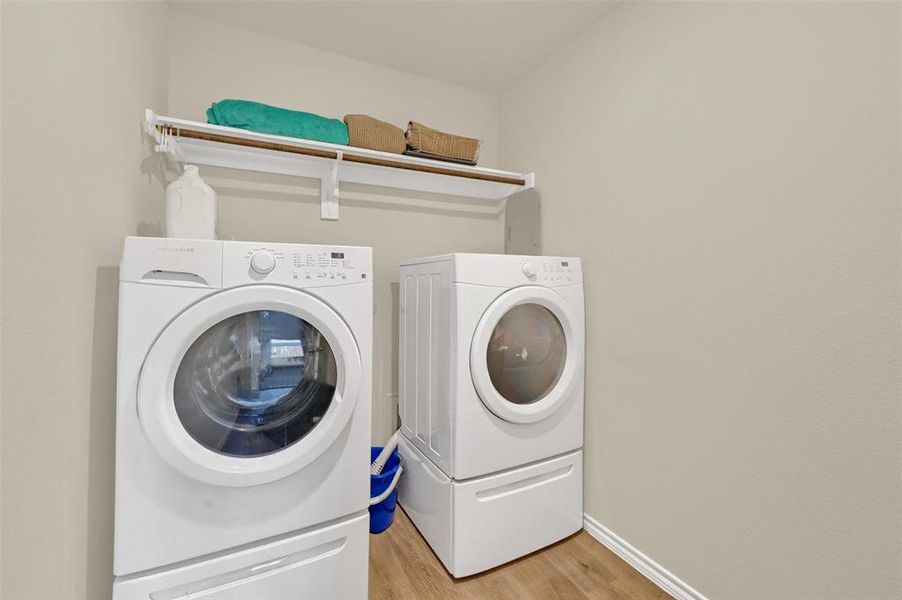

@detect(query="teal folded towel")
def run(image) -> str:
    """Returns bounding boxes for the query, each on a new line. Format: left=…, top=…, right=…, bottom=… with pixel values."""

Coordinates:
left=206, top=99, right=349, bottom=145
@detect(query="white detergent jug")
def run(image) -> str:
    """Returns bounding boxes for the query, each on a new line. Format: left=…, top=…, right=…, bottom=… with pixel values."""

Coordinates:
left=166, top=165, right=216, bottom=239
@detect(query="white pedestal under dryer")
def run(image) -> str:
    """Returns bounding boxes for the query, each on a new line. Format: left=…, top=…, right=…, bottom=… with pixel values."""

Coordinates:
left=113, top=237, right=371, bottom=599
left=397, top=253, right=584, bottom=577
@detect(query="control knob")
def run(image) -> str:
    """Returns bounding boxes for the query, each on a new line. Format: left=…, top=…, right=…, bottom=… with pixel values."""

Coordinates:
left=250, top=252, right=276, bottom=274
left=522, top=262, right=537, bottom=280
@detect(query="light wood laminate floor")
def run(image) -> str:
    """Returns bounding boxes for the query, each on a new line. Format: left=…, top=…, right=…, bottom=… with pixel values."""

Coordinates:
left=369, top=508, right=670, bottom=599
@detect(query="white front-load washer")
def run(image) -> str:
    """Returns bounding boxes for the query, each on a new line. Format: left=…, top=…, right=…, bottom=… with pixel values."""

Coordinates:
left=113, top=237, right=371, bottom=599
left=397, top=253, right=584, bottom=577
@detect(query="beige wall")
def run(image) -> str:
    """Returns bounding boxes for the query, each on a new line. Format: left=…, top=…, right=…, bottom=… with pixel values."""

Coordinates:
left=501, top=2, right=901, bottom=598
left=0, top=0, right=4, bottom=584
left=166, top=11, right=505, bottom=442
left=4, top=2, right=900, bottom=599
left=0, top=1, right=170, bottom=597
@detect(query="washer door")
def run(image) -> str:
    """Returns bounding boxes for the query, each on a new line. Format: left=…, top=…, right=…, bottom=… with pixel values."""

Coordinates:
left=138, top=285, right=361, bottom=487
left=470, top=286, right=578, bottom=424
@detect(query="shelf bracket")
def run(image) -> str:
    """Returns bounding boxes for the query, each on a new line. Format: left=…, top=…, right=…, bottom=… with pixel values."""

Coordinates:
left=321, top=151, right=342, bottom=221
left=145, top=109, right=185, bottom=163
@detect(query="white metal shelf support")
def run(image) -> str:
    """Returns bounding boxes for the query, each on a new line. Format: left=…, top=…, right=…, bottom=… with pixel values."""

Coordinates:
left=323, top=151, right=342, bottom=220
left=144, top=109, right=534, bottom=221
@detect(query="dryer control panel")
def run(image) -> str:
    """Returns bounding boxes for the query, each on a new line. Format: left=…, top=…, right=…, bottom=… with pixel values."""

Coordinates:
left=222, top=241, right=372, bottom=288
left=406, top=253, right=582, bottom=287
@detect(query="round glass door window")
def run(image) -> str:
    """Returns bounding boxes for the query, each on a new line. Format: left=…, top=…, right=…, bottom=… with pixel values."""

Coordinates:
left=174, top=310, right=337, bottom=457
left=485, top=303, right=567, bottom=405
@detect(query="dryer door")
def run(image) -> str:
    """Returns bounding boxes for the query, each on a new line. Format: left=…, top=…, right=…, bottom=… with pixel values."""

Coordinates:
left=137, top=285, right=361, bottom=487
left=470, top=286, right=579, bottom=424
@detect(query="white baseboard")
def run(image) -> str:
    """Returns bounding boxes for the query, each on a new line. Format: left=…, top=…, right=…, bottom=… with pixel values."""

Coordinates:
left=583, top=514, right=707, bottom=600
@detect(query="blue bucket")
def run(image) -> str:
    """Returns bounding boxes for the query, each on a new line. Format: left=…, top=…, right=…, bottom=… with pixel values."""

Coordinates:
left=369, top=446, right=401, bottom=533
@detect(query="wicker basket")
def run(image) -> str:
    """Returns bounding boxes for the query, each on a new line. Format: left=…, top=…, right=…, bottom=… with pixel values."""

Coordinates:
left=344, top=114, right=406, bottom=154
left=405, top=121, right=481, bottom=165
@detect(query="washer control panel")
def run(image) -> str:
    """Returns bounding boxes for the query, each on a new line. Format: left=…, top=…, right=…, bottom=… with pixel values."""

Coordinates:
left=290, top=249, right=362, bottom=282
left=535, top=260, right=575, bottom=283
left=223, top=241, right=371, bottom=287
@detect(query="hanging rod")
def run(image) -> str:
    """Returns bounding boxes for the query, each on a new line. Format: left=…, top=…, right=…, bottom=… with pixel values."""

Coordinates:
left=153, top=125, right=528, bottom=186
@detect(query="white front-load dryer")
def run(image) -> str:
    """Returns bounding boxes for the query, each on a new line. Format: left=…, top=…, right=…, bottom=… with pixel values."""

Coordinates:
left=397, top=253, right=584, bottom=577
left=113, top=237, right=371, bottom=599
